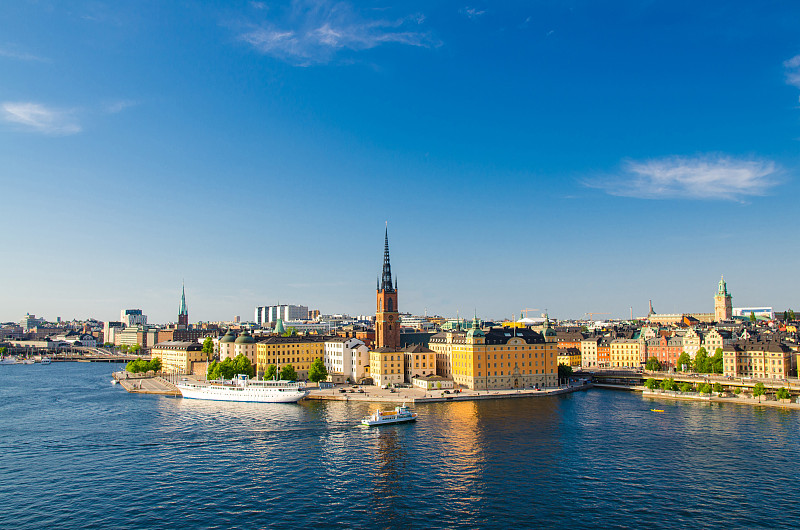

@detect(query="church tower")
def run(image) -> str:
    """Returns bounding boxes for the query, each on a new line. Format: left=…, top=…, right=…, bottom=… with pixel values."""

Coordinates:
left=714, top=275, right=732, bottom=322
left=178, top=283, right=189, bottom=327
left=376, top=225, right=400, bottom=349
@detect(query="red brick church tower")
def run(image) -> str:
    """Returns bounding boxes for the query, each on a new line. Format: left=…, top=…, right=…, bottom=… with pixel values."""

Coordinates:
left=376, top=225, right=400, bottom=349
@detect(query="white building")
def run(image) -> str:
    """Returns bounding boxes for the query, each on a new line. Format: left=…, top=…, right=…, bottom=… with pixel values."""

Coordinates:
left=733, top=307, right=774, bottom=319
left=255, top=305, right=309, bottom=325
left=324, top=337, right=369, bottom=383
left=120, top=309, right=147, bottom=327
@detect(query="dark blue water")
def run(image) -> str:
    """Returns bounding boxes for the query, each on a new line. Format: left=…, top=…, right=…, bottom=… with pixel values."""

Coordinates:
left=1, top=363, right=798, bottom=529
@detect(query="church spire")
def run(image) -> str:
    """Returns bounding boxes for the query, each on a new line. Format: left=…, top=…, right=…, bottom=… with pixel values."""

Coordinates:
left=179, top=282, right=188, bottom=316
left=178, top=281, right=188, bottom=327
left=381, top=223, right=394, bottom=292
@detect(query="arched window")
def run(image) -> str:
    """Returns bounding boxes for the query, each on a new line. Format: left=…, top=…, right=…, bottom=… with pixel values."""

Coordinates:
left=387, top=298, right=393, bottom=312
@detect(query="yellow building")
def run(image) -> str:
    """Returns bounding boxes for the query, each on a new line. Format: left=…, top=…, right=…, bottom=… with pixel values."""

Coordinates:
left=402, top=343, right=436, bottom=383
left=609, top=338, right=642, bottom=368
left=150, top=341, right=208, bottom=374
left=369, top=347, right=406, bottom=387
left=256, top=336, right=326, bottom=380
left=428, top=318, right=557, bottom=390
left=557, top=348, right=582, bottom=367
left=723, top=340, right=794, bottom=379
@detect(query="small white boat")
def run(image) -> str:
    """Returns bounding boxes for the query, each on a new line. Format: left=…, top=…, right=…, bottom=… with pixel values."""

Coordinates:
left=41, top=357, right=52, bottom=365
left=361, top=403, right=418, bottom=426
left=20, top=359, right=35, bottom=365
left=0, top=357, right=17, bottom=365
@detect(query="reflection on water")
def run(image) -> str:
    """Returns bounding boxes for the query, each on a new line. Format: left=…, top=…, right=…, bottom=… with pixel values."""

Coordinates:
left=371, top=429, right=405, bottom=526
left=2, top=365, right=800, bottom=529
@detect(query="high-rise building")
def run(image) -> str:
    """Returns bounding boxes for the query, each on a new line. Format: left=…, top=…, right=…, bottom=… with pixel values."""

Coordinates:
left=120, top=309, right=147, bottom=327
left=714, top=275, right=733, bottom=321
left=254, top=304, right=309, bottom=325
left=178, top=283, right=188, bottom=327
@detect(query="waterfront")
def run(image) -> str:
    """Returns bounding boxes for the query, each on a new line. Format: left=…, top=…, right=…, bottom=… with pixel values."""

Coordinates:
left=2, top=363, right=799, bottom=529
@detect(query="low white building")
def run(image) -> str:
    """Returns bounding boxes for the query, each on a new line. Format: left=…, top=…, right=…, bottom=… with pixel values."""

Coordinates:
left=413, top=375, right=454, bottom=390
left=324, top=337, right=369, bottom=383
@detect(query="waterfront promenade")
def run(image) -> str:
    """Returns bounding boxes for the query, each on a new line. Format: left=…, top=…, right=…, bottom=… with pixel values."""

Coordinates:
left=112, top=371, right=590, bottom=402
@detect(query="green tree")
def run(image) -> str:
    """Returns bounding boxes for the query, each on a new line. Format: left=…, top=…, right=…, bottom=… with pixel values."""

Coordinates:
left=733, top=387, right=742, bottom=395
left=791, top=309, right=796, bottom=321
left=693, top=347, right=709, bottom=373
left=713, top=382, right=723, bottom=395
left=784, top=311, right=789, bottom=321
left=644, top=378, right=657, bottom=390
left=282, top=327, right=297, bottom=337
left=207, top=360, right=219, bottom=380
left=679, top=382, right=693, bottom=393
left=279, top=364, right=298, bottom=381
left=753, top=382, right=766, bottom=403
left=558, top=363, right=573, bottom=381
left=710, top=349, right=723, bottom=374
left=749, top=312, right=757, bottom=323
left=676, top=352, right=691, bottom=372
left=148, top=356, right=161, bottom=372
left=265, top=364, right=278, bottom=380
left=660, top=378, right=676, bottom=391
left=698, top=383, right=712, bottom=394
left=646, top=357, right=662, bottom=371
left=776, top=387, right=790, bottom=400
left=202, top=337, right=214, bottom=356
left=0, top=346, right=6, bottom=356
left=232, top=354, right=254, bottom=378
left=308, top=358, right=328, bottom=383
left=130, top=344, right=141, bottom=354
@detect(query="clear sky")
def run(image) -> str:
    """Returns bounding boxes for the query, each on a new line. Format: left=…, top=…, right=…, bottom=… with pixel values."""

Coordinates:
left=2, top=1, right=800, bottom=324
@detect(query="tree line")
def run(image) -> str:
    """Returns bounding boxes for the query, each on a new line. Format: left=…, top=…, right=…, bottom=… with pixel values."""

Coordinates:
left=645, top=347, right=723, bottom=374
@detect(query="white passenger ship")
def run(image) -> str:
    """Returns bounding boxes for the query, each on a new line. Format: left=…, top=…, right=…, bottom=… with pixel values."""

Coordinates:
left=177, top=374, right=308, bottom=403
left=361, top=404, right=418, bottom=426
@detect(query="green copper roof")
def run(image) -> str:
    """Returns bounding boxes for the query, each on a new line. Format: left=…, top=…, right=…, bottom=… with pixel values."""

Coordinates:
left=717, top=275, right=729, bottom=296
left=219, top=330, right=236, bottom=343
left=235, top=330, right=255, bottom=344
left=274, top=318, right=285, bottom=334
left=467, top=315, right=484, bottom=337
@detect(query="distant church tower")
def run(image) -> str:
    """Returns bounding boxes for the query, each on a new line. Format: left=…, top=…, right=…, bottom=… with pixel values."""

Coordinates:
left=714, top=275, right=732, bottom=322
left=376, top=226, right=400, bottom=350
left=178, top=283, right=189, bottom=327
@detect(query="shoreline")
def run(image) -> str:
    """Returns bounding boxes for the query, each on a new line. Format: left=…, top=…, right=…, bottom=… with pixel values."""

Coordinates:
left=599, top=383, right=800, bottom=410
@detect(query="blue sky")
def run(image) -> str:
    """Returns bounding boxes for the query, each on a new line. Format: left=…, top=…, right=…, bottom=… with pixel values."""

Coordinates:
left=2, top=1, right=800, bottom=324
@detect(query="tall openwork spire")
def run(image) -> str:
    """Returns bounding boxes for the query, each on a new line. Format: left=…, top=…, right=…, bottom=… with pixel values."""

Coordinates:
left=381, top=223, right=394, bottom=292
left=179, top=282, right=188, bottom=316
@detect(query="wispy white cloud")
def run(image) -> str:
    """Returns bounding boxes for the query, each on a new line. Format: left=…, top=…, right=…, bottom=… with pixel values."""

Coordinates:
left=236, top=1, right=438, bottom=65
left=0, top=45, right=47, bottom=62
left=104, top=99, right=138, bottom=114
left=588, top=154, right=781, bottom=201
left=460, top=7, right=486, bottom=20
left=785, top=54, right=800, bottom=90
left=1, top=102, right=81, bottom=135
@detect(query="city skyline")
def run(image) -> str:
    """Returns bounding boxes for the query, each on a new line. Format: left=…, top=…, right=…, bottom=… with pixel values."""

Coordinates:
left=2, top=1, right=800, bottom=322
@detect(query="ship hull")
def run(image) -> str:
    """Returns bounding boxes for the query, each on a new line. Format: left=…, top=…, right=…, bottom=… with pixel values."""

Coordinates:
left=177, top=384, right=308, bottom=403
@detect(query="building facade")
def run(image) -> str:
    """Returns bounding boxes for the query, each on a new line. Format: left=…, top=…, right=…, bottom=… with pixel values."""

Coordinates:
left=151, top=341, right=207, bottom=374
left=428, top=319, right=557, bottom=390
left=722, top=339, right=794, bottom=379
left=256, top=335, right=326, bottom=381
left=324, top=337, right=369, bottom=383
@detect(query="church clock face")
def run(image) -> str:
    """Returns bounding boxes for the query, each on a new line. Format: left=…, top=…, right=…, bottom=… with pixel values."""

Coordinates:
left=388, top=315, right=393, bottom=321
